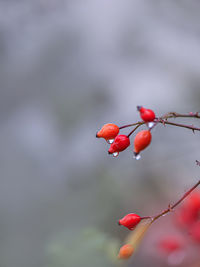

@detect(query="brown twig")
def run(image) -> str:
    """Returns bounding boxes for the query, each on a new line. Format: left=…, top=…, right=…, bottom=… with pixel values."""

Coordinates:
left=161, top=112, right=200, bottom=120
left=119, top=122, right=143, bottom=129
left=127, top=124, right=143, bottom=137
left=157, top=119, right=200, bottom=132
left=152, top=180, right=200, bottom=222
left=119, top=112, right=200, bottom=134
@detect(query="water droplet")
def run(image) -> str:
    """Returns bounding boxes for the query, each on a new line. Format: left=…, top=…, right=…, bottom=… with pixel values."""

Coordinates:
left=113, top=152, right=119, bottom=157
left=148, top=122, right=154, bottom=129
left=107, top=139, right=114, bottom=144
left=134, top=153, right=141, bottom=160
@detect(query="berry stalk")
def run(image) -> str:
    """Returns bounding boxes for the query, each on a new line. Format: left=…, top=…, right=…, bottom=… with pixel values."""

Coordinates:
left=152, top=179, right=200, bottom=222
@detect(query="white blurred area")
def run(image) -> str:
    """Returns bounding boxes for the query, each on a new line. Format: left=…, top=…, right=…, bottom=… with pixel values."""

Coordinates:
left=0, top=1, right=200, bottom=267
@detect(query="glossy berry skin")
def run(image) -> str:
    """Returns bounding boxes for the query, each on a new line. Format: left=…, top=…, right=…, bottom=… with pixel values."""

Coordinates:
left=96, top=123, right=119, bottom=141
left=118, top=213, right=141, bottom=230
left=137, top=106, right=155, bottom=122
left=108, top=135, right=130, bottom=154
left=134, top=130, right=152, bottom=154
left=118, top=244, right=134, bottom=259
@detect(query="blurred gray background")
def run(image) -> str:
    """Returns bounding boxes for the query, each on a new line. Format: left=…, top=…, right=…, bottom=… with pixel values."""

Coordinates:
left=1, top=1, right=200, bottom=267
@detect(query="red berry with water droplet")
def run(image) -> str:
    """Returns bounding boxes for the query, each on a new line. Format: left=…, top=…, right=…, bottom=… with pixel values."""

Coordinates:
left=137, top=106, right=156, bottom=122
left=96, top=123, right=119, bottom=141
left=118, top=213, right=141, bottom=230
left=108, top=135, right=130, bottom=155
left=134, top=130, right=152, bottom=156
left=118, top=244, right=134, bottom=259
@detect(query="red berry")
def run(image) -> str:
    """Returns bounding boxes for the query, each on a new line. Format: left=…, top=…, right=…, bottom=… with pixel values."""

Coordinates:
left=137, top=106, right=156, bottom=122
left=134, top=130, right=152, bottom=155
left=158, top=236, right=183, bottom=254
left=108, top=135, right=130, bottom=155
left=190, top=221, right=200, bottom=242
left=175, top=191, right=200, bottom=228
left=118, top=213, right=141, bottom=230
left=118, top=244, right=134, bottom=259
left=96, top=123, right=119, bottom=141
left=175, top=208, right=197, bottom=228
left=185, top=191, right=200, bottom=212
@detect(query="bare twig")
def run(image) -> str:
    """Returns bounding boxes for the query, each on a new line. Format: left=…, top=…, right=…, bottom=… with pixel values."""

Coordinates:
left=119, top=122, right=144, bottom=129
left=157, top=119, right=200, bottom=132
left=119, top=111, right=200, bottom=135
left=161, top=112, right=200, bottom=120
left=127, top=124, right=143, bottom=137
left=152, top=180, right=200, bottom=222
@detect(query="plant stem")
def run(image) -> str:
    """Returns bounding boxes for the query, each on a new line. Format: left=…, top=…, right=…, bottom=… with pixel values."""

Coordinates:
left=119, top=122, right=144, bottom=129
left=157, top=119, right=200, bottom=132
left=152, top=180, right=200, bottom=222
left=119, top=112, right=200, bottom=134
left=161, top=112, right=200, bottom=120
left=127, top=124, right=143, bottom=137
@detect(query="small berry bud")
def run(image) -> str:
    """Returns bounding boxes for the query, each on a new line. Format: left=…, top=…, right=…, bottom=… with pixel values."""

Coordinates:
left=134, top=130, right=152, bottom=155
left=108, top=135, right=130, bottom=155
left=118, top=244, right=134, bottom=259
left=96, top=123, right=119, bottom=141
left=137, top=106, right=156, bottom=122
left=118, top=213, right=141, bottom=230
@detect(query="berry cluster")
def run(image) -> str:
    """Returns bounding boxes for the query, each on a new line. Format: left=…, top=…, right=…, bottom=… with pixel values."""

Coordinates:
left=96, top=109, right=200, bottom=262
left=117, top=189, right=200, bottom=260
left=96, top=106, right=155, bottom=159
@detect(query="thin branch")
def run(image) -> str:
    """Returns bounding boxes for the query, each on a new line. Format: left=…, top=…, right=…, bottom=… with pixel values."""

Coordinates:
left=127, top=124, right=143, bottom=137
left=152, top=180, right=200, bottom=222
left=119, top=122, right=144, bottom=130
left=161, top=112, right=200, bottom=120
left=157, top=119, right=200, bottom=132
left=119, top=112, right=200, bottom=135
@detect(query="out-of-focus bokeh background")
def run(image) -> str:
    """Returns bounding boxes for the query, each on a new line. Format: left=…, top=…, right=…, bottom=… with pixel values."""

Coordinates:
left=1, top=1, right=200, bottom=267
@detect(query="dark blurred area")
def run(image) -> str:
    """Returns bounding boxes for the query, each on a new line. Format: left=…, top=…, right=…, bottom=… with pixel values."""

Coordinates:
left=1, top=1, right=200, bottom=267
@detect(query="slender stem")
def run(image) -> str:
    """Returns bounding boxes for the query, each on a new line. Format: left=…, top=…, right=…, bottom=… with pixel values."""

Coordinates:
left=140, top=216, right=152, bottom=220
left=119, top=122, right=143, bottom=129
left=161, top=112, right=200, bottom=120
left=127, top=124, right=143, bottom=137
left=152, top=180, right=200, bottom=222
left=157, top=119, right=200, bottom=132
left=119, top=111, right=200, bottom=135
